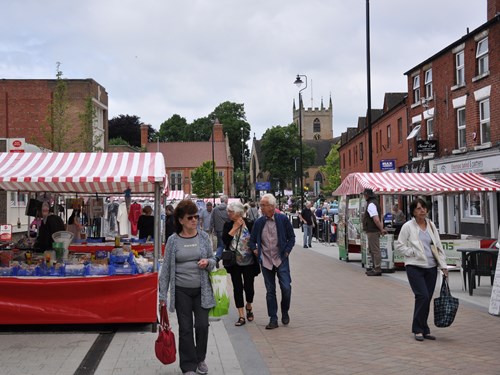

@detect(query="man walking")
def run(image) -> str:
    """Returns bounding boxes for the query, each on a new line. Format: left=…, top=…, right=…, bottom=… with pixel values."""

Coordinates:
left=249, top=193, right=295, bottom=329
left=210, top=195, right=230, bottom=249
left=298, top=201, right=315, bottom=248
left=200, top=201, right=213, bottom=233
left=362, top=188, right=386, bottom=276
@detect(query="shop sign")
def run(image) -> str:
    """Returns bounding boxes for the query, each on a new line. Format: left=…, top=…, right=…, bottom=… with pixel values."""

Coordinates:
left=380, top=160, right=395, bottom=171
left=8, top=138, right=25, bottom=153
left=0, top=224, right=12, bottom=241
left=416, top=140, right=438, bottom=153
left=255, top=181, right=271, bottom=191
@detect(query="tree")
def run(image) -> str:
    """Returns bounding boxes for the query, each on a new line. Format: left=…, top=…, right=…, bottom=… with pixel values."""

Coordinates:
left=209, top=102, right=250, bottom=171
left=79, top=96, right=103, bottom=151
left=260, top=123, right=315, bottom=186
left=319, top=143, right=341, bottom=194
left=191, top=161, right=223, bottom=198
left=158, top=114, right=188, bottom=142
left=44, top=62, right=72, bottom=151
left=108, top=114, right=156, bottom=147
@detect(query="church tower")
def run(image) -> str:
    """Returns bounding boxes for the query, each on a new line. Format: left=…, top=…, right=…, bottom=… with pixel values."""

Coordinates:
left=293, top=95, right=333, bottom=140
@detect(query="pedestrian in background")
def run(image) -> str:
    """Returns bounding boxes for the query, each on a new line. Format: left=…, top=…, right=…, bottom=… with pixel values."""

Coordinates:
left=210, top=195, right=230, bottom=250
left=362, top=188, right=386, bottom=276
left=395, top=197, right=448, bottom=342
left=164, top=204, right=175, bottom=243
left=249, top=193, right=295, bottom=329
left=159, top=199, right=216, bottom=375
left=199, top=202, right=213, bottom=234
left=298, top=201, right=315, bottom=248
left=222, top=201, right=258, bottom=326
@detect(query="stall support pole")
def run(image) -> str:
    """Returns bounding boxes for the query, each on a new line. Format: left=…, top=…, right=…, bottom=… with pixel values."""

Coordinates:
left=153, top=183, right=161, bottom=272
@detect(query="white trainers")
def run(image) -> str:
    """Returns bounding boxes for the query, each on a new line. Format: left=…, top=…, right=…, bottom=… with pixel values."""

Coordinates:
left=197, top=361, right=209, bottom=374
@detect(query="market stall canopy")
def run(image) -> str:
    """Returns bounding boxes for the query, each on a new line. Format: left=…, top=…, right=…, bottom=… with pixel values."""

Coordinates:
left=0, top=152, right=167, bottom=194
left=167, top=190, right=185, bottom=201
left=332, top=172, right=500, bottom=196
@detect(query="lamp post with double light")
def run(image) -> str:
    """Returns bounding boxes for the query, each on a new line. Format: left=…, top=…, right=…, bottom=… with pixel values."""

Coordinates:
left=294, top=74, right=307, bottom=211
left=241, top=127, right=247, bottom=200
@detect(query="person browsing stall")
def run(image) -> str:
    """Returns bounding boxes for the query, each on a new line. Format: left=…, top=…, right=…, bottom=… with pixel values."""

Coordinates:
left=137, top=205, right=154, bottom=240
left=298, top=201, right=315, bottom=248
left=362, top=189, right=387, bottom=276
left=34, top=202, right=66, bottom=251
left=159, top=199, right=216, bottom=375
left=66, top=209, right=82, bottom=242
left=395, top=198, right=448, bottom=342
left=249, top=193, right=295, bottom=329
left=222, top=201, right=259, bottom=326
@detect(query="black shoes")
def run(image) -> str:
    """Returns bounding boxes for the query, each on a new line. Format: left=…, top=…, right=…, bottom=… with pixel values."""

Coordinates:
left=303, top=245, right=309, bottom=248
left=414, top=334, right=424, bottom=342
left=281, top=313, right=290, bottom=325
left=424, top=334, right=436, bottom=340
left=265, top=320, right=279, bottom=330
left=366, top=272, right=382, bottom=276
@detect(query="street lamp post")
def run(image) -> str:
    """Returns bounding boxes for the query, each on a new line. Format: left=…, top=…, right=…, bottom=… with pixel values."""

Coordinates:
left=241, top=127, right=246, bottom=200
left=211, top=119, right=216, bottom=206
left=293, top=157, right=299, bottom=196
left=294, top=74, right=307, bottom=211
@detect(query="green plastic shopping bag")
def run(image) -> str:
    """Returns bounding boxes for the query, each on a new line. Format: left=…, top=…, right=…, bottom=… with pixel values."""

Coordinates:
left=209, top=268, right=230, bottom=317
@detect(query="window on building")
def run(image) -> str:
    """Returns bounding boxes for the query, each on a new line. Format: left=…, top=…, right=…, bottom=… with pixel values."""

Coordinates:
left=456, top=51, right=465, bottom=86
left=457, top=108, right=466, bottom=148
left=412, top=75, right=420, bottom=104
left=354, top=145, right=358, bottom=163
left=313, top=118, right=321, bottom=133
left=342, top=154, right=345, bottom=169
left=424, top=69, right=433, bottom=99
left=218, top=171, right=224, bottom=194
left=348, top=149, right=351, bottom=166
left=387, top=125, right=391, bottom=148
left=462, top=192, right=482, bottom=218
left=426, top=118, right=434, bottom=139
left=479, top=98, right=490, bottom=144
left=397, top=118, right=403, bottom=144
left=476, top=37, right=489, bottom=76
left=170, top=172, right=182, bottom=191
left=359, top=142, right=364, bottom=161
left=375, top=131, right=379, bottom=153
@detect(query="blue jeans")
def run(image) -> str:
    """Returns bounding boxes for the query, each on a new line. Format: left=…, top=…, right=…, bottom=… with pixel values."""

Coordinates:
left=303, top=224, right=313, bottom=247
left=406, top=265, right=438, bottom=335
left=261, top=257, right=292, bottom=322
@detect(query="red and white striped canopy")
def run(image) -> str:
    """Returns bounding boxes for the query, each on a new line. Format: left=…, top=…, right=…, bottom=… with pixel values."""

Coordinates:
left=166, top=190, right=185, bottom=201
left=332, top=172, right=500, bottom=196
left=0, top=152, right=166, bottom=194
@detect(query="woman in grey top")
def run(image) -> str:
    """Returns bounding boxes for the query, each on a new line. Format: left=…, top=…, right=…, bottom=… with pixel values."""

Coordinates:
left=159, top=199, right=216, bottom=375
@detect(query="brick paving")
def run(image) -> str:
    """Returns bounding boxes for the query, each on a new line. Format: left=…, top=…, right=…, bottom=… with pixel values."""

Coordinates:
left=243, top=236, right=500, bottom=375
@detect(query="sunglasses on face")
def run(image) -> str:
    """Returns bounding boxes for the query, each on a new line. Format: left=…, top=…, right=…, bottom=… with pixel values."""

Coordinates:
left=185, top=215, right=199, bottom=221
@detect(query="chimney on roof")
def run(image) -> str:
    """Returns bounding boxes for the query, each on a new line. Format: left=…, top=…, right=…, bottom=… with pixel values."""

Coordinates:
left=488, top=0, right=500, bottom=20
left=140, top=123, right=149, bottom=149
left=210, top=118, right=224, bottom=142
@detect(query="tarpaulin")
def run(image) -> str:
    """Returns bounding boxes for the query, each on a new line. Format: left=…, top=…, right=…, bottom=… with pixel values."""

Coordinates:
left=0, top=274, right=157, bottom=324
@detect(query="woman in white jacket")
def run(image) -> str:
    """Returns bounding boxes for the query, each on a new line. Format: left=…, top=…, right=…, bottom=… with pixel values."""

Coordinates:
left=395, top=197, right=448, bottom=342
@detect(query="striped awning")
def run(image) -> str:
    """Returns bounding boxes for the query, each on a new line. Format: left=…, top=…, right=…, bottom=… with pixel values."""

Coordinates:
left=166, top=190, right=185, bottom=201
left=0, top=152, right=166, bottom=194
left=332, top=172, right=500, bottom=196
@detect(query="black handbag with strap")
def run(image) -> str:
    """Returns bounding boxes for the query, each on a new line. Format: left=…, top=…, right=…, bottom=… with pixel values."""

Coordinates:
left=222, top=227, right=241, bottom=268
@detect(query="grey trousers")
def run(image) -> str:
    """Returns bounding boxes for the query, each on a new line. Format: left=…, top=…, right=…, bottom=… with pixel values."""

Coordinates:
left=366, top=231, right=382, bottom=272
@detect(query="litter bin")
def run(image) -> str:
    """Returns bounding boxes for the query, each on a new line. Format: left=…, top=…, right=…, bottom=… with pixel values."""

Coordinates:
left=292, top=215, right=299, bottom=229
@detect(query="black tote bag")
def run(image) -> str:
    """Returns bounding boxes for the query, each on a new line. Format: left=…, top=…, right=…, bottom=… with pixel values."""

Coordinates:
left=434, top=275, right=459, bottom=328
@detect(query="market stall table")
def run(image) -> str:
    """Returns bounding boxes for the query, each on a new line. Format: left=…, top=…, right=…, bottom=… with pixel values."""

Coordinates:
left=457, top=248, right=498, bottom=296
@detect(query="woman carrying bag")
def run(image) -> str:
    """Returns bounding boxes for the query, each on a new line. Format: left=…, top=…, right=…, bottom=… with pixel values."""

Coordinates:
left=222, top=201, right=260, bottom=326
left=395, top=197, right=449, bottom=342
left=159, top=199, right=216, bottom=375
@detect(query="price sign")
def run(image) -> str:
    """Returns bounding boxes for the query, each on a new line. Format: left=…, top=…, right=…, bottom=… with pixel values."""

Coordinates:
left=0, top=224, right=12, bottom=241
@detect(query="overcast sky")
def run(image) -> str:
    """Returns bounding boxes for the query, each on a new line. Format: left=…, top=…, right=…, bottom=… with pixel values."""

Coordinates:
left=1, top=0, right=487, bottom=140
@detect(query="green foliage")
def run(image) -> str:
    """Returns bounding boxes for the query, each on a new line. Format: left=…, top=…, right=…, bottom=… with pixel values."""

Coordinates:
left=108, top=137, right=131, bottom=146
left=260, top=123, right=315, bottom=186
left=158, top=114, right=188, bottom=142
left=44, top=63, right=72, bottom=151
left=319, top=143, right=341, bottom=194
left=79, top=96, right=103, bottom=151
left=108, top=114, right=156, bottom=147
left=191, top=161, right=223, bottom=198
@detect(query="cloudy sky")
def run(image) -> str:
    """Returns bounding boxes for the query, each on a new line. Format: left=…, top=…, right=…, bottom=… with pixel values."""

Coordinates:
left=1, top=0, right=487, bottom=140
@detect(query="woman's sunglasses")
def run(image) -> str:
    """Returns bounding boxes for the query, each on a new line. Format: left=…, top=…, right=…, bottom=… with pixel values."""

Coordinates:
left=185, top=215, right=199, bottom=221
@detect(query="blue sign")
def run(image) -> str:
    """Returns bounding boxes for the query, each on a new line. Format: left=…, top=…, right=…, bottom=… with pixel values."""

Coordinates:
left=380, top=159, right=395, bottom=171
left=255, top=181, right=271, bottom=190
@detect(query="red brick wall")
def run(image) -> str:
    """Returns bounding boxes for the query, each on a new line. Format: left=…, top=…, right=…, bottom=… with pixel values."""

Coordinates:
left=0, top=79, right=108, bottom=151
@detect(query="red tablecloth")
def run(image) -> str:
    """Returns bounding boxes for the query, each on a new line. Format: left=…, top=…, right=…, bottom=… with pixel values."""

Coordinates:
left=0, top=273, right=157, bottom=324
left=68, top=243, right=165, bottom=255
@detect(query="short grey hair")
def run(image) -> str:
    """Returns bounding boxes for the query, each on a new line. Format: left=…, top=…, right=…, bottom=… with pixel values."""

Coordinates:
left=261, top=193, right=276, bottom=207
left=220, top=195, right=228, bottom=204
left=227, top=201, right=245, bottom=216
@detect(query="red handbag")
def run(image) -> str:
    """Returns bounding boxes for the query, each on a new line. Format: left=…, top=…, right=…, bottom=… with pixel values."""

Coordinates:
left=155, top=305, right=177, bottom=365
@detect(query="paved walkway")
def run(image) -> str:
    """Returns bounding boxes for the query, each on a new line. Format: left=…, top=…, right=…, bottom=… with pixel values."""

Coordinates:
left=0, top=227, right=499, bottom=374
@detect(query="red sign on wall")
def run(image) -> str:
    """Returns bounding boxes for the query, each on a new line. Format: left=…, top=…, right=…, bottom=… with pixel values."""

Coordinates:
left=0, top=225, right=12, bottom=241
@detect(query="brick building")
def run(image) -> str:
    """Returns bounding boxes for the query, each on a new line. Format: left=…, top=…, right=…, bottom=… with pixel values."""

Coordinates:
left=0, top=79, right=109, bottom=151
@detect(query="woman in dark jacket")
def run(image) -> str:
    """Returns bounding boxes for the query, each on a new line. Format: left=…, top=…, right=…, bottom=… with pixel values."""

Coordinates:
left=222, top=201, right=259, bottom=326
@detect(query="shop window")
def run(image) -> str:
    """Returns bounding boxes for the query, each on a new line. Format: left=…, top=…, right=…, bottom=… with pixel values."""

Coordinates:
left=479, top=98, right=490, bottom=144
left=476, top=37, right=489, bottom=76
left=455, top=51, right=465, bottom=86
left=412, top=75, right=420, bottom=104
left=462, top=192, right=482, bottom=219
left=457, top=108, right=466, bottom=148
